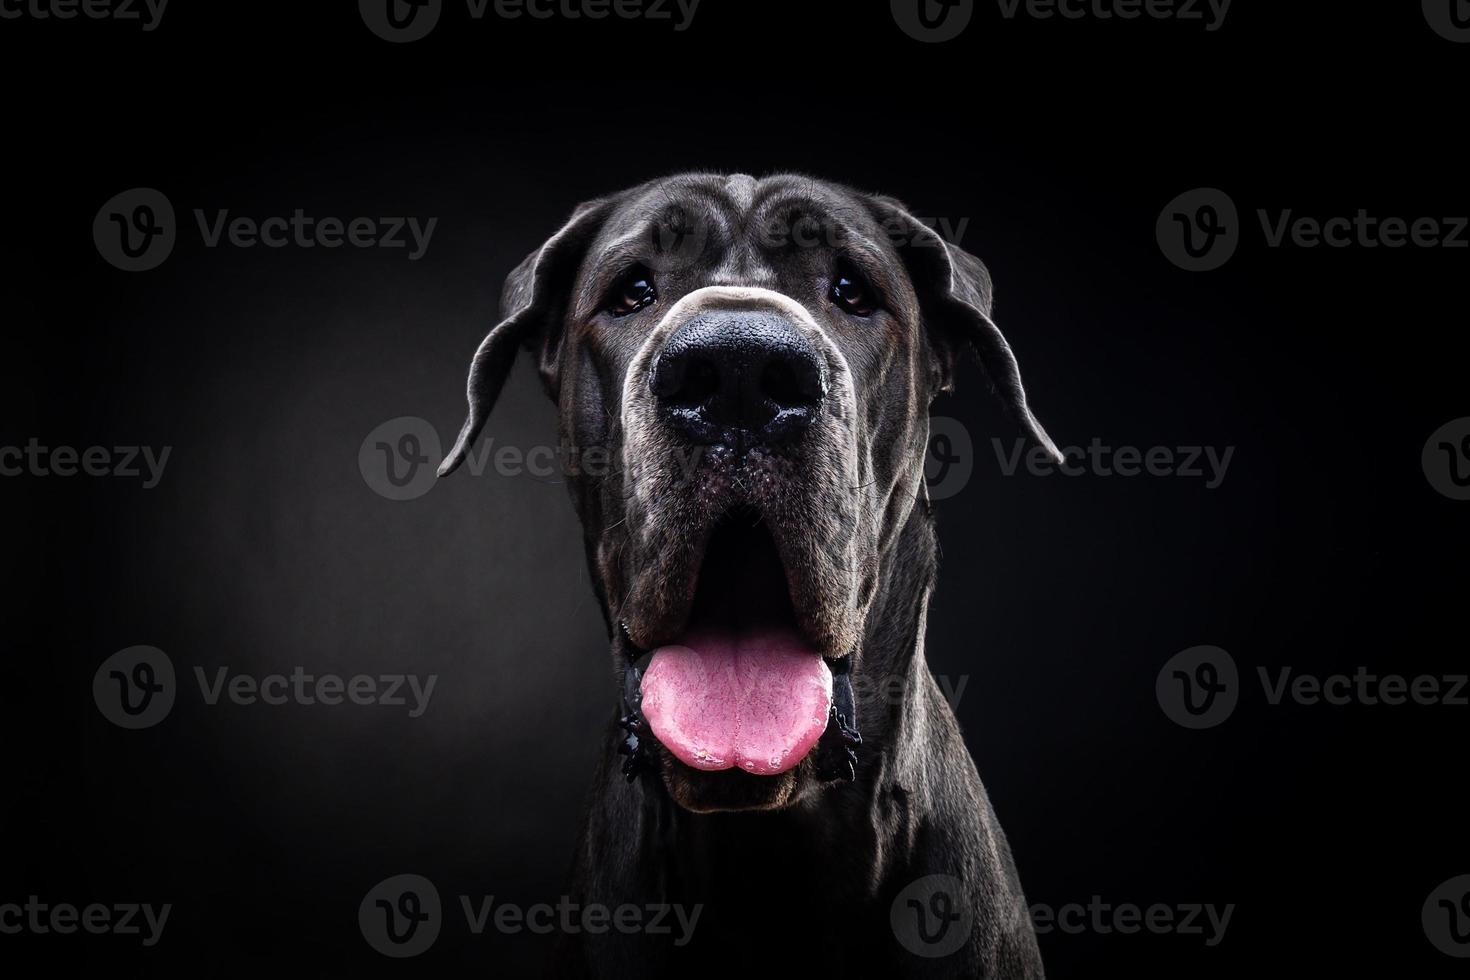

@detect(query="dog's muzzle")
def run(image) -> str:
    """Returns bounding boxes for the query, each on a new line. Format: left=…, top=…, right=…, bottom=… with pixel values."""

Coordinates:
left=613, top=286, right=863, bottom=786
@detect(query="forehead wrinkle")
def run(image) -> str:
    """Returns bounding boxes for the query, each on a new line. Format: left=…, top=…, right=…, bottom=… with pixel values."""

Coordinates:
left=706, top=248, right=778, bottom=290
left=748, top=190, right=884, bottom=259
left=610, top=184, right=741, bottom=251
left=842, top=237, right=899, bottom=284
left=571, top=192, right=740, bottom=321
left=749, top=173, right=864, bottom=215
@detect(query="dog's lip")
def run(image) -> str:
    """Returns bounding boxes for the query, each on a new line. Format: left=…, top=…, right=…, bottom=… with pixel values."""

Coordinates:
left=658, top=755, right=803, bottom=812
left=618, top=620, right=646, bottom=660
left=618, top=513, right=843, bottom=661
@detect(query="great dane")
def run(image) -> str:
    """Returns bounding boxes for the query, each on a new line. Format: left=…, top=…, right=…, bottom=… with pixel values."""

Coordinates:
left=440, top=174, right=1058, bottom=977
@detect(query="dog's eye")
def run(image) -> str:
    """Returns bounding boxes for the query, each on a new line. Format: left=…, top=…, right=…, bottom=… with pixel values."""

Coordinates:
left=830, top=265, right=877, bottom=317
left=607, top=267, right=657, bottom=317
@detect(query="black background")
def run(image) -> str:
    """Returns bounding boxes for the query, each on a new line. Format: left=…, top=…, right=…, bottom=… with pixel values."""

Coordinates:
left=3, top=1, right=1467, bottom=976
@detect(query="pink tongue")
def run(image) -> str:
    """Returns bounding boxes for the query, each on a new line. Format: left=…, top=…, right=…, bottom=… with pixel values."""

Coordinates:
left=640, top=629, right=833, bottom=776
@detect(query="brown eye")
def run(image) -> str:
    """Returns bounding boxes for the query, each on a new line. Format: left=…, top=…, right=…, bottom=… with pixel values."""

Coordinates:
left=608, top=267, right=657, bottom=317
left=830, top=263, right=876, bottom=317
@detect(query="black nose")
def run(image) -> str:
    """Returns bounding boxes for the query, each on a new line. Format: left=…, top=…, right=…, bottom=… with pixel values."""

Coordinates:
left=650, top=309, right=826, bottom=447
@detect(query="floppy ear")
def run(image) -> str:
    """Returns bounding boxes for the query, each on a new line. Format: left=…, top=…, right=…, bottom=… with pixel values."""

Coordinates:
left=867, top=196, right=1062, bottom=463
left=438, top=197, right=615, bottom=477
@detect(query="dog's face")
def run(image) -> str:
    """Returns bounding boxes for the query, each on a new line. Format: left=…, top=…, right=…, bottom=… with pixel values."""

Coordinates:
left=441, top=174, right=1056, bottom=813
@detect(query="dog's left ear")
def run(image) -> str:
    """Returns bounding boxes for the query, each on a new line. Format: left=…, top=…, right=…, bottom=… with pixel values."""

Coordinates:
left=865, top=196, right=1062, bottom=463
left=438, top=197, right=616, bottom=477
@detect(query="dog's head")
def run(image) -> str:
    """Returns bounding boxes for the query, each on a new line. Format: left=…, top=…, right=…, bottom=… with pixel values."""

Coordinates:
left=441, top=174, right=1057, bottom=812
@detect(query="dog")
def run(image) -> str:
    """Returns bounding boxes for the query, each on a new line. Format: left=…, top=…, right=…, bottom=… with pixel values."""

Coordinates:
left=439, top=174, right=1058, bottom=978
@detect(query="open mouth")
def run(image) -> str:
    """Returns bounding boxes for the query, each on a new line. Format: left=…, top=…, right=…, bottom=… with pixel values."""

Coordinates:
left=637, top=509, right=836, bottom=777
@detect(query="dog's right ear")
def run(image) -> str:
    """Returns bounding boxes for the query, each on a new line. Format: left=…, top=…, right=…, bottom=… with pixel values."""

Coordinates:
left=863, top=194, right=1062, bottom=464
left=438, top=198, right=616, bottom=477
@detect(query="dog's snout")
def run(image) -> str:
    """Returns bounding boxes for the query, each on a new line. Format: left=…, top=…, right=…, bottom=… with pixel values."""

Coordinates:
left=650, top=309, right=826, bottom=447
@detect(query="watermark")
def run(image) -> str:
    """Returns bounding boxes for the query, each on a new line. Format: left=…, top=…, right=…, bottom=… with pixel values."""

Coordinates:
left=1257, top=209, right=1468, bottom=251
left=622, top=205, right=970, bottom=276
left=93, top=646, right=178, bottom=729
left=379, top=415, right=1230, bottom=503
left=194, top=210, right=436, bottom=259
left=1156, top=645, right=1239, bottom=729
left=890, top=876, right=1233, bottom=958
left=194, top=666, right=437, bottom=717
left=1159, top=187, right=1470, bottom=271
left=854, top=671, right=971, bottom=710
left=925, top=422, right=1236, bottom=499
left=1424, top=875, right=1470, bottom=958
left=1423, top=0, right=1470, bottom=43
left=459, top=895, right=700, bottom=944
left=0, top=898, right=171, bottom=946
left=359, top=874, right=702, bottom=957
left=993, top=437, right=1234, bottom=488
left=1258, top=666, right=1467, bottom=708
left=891, top=0, right=974, bottom=42
left=995, top=0, right=1230, bottom=30
left=930, top=422, right=1238, bottom=496
left=0, top=0, right=168, bottom=29
left=94, top=188, right=437, bottom=271
left=891, top=874, right=974, bottom=958
left=892, top=0, right=1228, bottom=42
left=1031, top=897, right=1234, bottom=946
left=0, top=439, right=171, bottom=487
left=925, top=416, right=973, bottom=501
left=359, top=0, right=442, bottom=41
left=1423, top=417, right=1470, bottom=501
left=360, top=417, right=442, bottom=501
left=1158, top=646, right=1468, bottom=729
left=359, top=0, right=700, bottom=43
left=360, top=416, right=705, bottom=501
left=93, top=187, right=176, bottom=271
left=1156, top=188, right=1238, bottom=272
left=93, top=647, right=439, bottom=729
left=360, top=875, right=441, bottom=958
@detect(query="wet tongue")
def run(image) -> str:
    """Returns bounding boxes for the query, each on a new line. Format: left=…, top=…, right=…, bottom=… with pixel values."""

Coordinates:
left=641, top=628, right=833, bottom=776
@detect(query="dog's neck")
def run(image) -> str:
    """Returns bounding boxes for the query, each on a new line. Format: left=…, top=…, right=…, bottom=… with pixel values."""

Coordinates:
left=844, top=493, right=941, bottom=766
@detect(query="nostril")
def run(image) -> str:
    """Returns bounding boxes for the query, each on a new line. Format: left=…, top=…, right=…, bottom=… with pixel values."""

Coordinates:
left=680, top=359, right=720, bottom=409
left=652, top=353, right=720, bottom=409
left=760, top=353, right=823, bottom=410
left=649, top=352, right=681, bottom=400
left=761, top=359, right=799, bottom=408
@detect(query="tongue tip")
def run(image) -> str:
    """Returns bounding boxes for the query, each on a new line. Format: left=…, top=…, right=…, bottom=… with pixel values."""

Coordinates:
left=662, top=724, right=830, bottom=776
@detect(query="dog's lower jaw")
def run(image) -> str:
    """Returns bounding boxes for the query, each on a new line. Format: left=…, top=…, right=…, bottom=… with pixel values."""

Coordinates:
left=567, top=507, right=1044, bottom=977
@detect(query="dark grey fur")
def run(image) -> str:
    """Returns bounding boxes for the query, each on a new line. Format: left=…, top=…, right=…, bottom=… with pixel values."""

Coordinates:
left=441, top=174, right=1057, bottom=978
